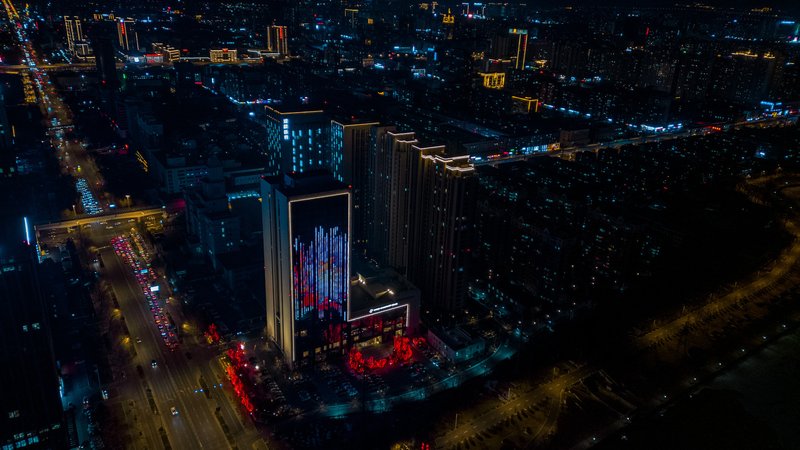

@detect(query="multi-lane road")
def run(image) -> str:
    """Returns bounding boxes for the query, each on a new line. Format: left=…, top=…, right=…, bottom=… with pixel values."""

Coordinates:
left=1, top=0, right=111, bottom=213
left=101, top=244, right=266, bottom=449
left=0, top=1, right=265, bottom=447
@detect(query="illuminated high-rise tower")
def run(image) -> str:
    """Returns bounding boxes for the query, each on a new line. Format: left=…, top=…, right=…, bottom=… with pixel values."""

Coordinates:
left=412, top=151, right=476, bottom=313
left=64, top=16, right=83, bottom=53
left=368, top=128, right=420, bottom=273
left=366, top=130, right=477, bottom=313
left=330, top=119, right=378, bottom=249
left=266, top=25, right=289, bottom=57
left=509, top=28, right=528, bottom=70
left=117, top=18, right=139, bottom=52
left=264, top=104, right=328, bottom=175
left=262, top=172, right=350, bottom=368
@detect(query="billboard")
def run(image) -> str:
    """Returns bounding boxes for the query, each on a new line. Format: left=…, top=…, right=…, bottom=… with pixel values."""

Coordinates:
left=289, top=192, right=350, bottom=323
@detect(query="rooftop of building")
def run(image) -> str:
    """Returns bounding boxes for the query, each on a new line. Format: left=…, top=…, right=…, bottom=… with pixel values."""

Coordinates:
left=350, top=265, right=419, bottom=319
left=265, top=102, right=325, bottom=115
left=262, top=170, right=348, bottom=197
left=429, top=326, right=484, bottom=351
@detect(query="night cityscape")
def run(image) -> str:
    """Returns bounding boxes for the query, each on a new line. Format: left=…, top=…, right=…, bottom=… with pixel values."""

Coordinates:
left=1, top=0, right=800, bottom=449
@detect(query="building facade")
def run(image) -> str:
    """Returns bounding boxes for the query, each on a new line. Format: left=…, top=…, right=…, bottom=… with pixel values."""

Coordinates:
left=64, top=16, right=83, bottom=54
left=266, top=25, right=289, bottom=57
left=210, top=48, right=238, bottom=62
left=367, top=128, right=418, bottom=267
left=330, top=120, right=378, bottom=250
left=412, top=151, right=477, bottom=313
left=1, top=246, right=66, bottom=449
left=264, top=105, right=328, bottom=175
left=116, top=18, right=139, bottom=52
left=185, top=157, right=241, bottom=266
left=262, top=172, right=350, bottom=368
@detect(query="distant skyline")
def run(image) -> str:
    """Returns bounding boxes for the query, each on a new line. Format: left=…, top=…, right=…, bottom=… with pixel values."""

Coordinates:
left=526, top=0, right=800, bottom=14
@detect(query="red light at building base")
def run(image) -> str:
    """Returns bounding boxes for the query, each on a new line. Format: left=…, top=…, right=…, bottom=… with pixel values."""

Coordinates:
left=348, top=336, right=414, bottom=373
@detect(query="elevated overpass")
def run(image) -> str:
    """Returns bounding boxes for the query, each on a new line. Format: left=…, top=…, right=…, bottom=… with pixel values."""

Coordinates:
left=34, top=207, right=165, bottom=232
left=0, top=62, right=112, bottom=74
left=0, top=58, right=263, bottom=74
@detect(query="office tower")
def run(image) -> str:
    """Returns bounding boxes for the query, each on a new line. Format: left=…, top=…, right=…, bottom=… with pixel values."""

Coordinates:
left=367, top=128, right=420, bottom=273
left=330, top=120, right=378, bottom=184
left=1, top=245, right=67, bottom=449
left=261, top=172, right=350, bottom=368
left=117, top=18, right=139, bottom=52
left=412, top=150, right=476, bottom=313
left=264, top=104, right=328, bottom=175
left=330, top=119, right=378, bottom=249
left=92, top=33, right=118, bottom=89
left=509, top=28, right=528, bottom=70
left=63, top=16, right=83, bottom=53
left=714, top=51, right=782, bottom=105
left=0, top=85, right=10, bottom=151
left=365, top=130, right=475, bottom=312
left=152, top=42, right=180, bottom=62
left=73, top=42, right=91, bottom=57
left=93, top=12, right=116, bottom=21
left=266, top=25, right=289, bottom=57
left=210, top=48, right=238, bottom=62
left=344, top=8, right=358, bottom=28
left=185, top=157, right=241, bottom=267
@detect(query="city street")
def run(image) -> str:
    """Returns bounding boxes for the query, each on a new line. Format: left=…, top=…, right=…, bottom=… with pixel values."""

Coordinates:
left=636, top=178, right=800, bottom=354
left=435, top=365, right=595, bottom=449
left=1, top=0, right=113, bottom=215
left=100, top=244, right=266, bottom=449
